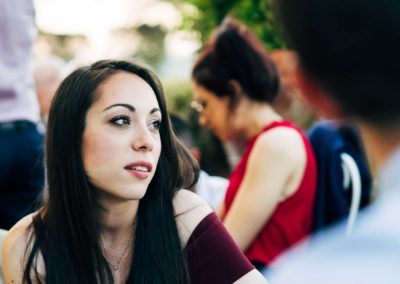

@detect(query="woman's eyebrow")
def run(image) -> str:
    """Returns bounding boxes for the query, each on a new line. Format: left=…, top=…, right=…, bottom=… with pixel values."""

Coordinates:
left=103, top=103, right=135, bottom=112
left=150, top=108, right=161, bottom=115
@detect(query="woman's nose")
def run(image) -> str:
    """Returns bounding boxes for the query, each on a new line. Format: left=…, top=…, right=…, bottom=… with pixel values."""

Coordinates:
left=131, top=126, right=154, bottom=152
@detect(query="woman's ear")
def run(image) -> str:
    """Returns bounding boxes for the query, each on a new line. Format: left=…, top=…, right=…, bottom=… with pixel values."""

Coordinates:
left=296, top=66, right=345, bottom=120
left=227, top=79, right=243, bottom=109
left=227, top=79, right=242, bottom=96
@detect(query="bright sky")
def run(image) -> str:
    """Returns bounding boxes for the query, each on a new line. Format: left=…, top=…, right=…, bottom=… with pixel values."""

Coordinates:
left=34, top=0, right=164, bottom=35
left=33, top=0, right=198, bottom=71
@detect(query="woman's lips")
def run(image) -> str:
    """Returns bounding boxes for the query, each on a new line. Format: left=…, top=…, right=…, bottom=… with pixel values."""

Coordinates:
left=126, top=169, right=150, bottom=180
left=124, top=161, right=153, bottom=180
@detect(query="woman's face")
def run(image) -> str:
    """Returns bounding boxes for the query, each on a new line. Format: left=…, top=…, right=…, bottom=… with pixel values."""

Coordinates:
left=82, top=71, right=162, bottom=202
left=192, top=82, right=236, bottom=141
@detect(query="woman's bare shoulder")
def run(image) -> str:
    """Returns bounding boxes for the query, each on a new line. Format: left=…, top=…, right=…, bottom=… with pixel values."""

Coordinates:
left=173, top=189, right=211, bottom=215
left=252, top=125, right=306, bottom=168
left=4, top=213, right=34, bottom=250
left=2, top=213, right=35, bottom=284
left=256, top=126, right=304, bottom=152
left=173, top=189, right=213, bottom=247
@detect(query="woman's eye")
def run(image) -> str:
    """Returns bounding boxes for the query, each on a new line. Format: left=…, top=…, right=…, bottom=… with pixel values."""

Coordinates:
left=149, top=120, right=161, bottom=131
left=111, top=115, right=131, bottom=126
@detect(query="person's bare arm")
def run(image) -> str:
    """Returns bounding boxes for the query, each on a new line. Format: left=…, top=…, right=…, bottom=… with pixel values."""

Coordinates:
left=222, top=127, right=306, bottom=251
left=214, top=202, right=225, bottom=219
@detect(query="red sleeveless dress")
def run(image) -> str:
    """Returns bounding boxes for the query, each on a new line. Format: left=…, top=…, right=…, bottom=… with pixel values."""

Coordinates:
left=224, top=120, right=317, bottom=265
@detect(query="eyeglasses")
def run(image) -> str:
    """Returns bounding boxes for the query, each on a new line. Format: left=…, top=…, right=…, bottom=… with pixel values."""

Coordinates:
left=190, top=100, right=208, bottom=113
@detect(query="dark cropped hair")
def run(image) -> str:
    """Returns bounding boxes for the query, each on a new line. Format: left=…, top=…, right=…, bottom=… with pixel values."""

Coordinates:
left=192, top=16, right=280, bottom=104
left=274, top=0, right=400, bottom=127
left=24, top=60, right=199, bottom=283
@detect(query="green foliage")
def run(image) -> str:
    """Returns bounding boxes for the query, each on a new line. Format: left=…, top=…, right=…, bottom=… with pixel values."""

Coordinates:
left=134, top=24, right=167, bottom=69
left=114, top=24, right=167, bottom=70
left=172, top=0, right=284, bottom=50
left=36, top=31, right=88, bottom=61
left=163, top=79, right=193, bottom=119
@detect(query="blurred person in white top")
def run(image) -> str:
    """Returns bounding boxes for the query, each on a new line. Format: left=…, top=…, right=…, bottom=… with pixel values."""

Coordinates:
left=266, top=0, right=400, bottom=283
left=0, top=0, right=44, bottom=230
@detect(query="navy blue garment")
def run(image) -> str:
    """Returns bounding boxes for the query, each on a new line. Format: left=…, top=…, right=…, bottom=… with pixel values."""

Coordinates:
left=0, top=121, right=44, bottom=229
left=307, top=120, right=371, bottom=233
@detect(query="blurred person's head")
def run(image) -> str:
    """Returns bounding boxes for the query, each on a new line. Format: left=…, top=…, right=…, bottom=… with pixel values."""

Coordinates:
left=274, top=0, right=400, bottom=171
left=269, top=50, right=316, bottom=129
left=33, top=56, right=65, bottom=122
left=191, top=16, right=280, bottom=141
left=275, top=0, right=400, bottom=130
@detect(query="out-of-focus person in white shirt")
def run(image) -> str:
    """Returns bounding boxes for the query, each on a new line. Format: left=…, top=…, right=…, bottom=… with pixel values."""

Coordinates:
left=0, top=0, right=44, bottom=230
left=265, top=0, right=400, bottom=283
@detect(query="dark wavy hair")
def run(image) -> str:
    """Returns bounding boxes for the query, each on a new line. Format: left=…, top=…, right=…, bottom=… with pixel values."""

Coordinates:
left=23, top=60, right=199, bottom=283
left=274, top=0, right=400, bottom=127
left=192, top=16, right=280, bottom=105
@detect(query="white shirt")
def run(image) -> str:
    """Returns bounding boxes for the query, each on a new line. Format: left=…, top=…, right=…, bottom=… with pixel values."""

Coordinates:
left=195, top=171, right=228, bottom=209
left=0, top=0, right=40, bottom=123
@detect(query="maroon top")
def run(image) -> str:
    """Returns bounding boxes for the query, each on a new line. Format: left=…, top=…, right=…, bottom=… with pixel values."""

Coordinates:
left=32, top=212, right=253, bottom=283
left=185, top=212, right=254, bottom=283
left=224, top=120, right=317, bottom=265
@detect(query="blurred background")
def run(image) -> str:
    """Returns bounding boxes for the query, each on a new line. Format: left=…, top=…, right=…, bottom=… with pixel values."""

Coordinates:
left=33, top=0, right=314, bottom=177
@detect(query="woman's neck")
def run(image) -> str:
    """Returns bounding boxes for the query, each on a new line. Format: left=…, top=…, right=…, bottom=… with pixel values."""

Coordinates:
left=96, top=199, right=138, bottom=283
left=236, top=100, right=282, bottom=139
left=99, top=199, right=138, bottom=241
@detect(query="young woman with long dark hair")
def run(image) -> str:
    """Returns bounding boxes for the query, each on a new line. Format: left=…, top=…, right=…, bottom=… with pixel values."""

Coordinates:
left=2, top=60, right=267, bottom=283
